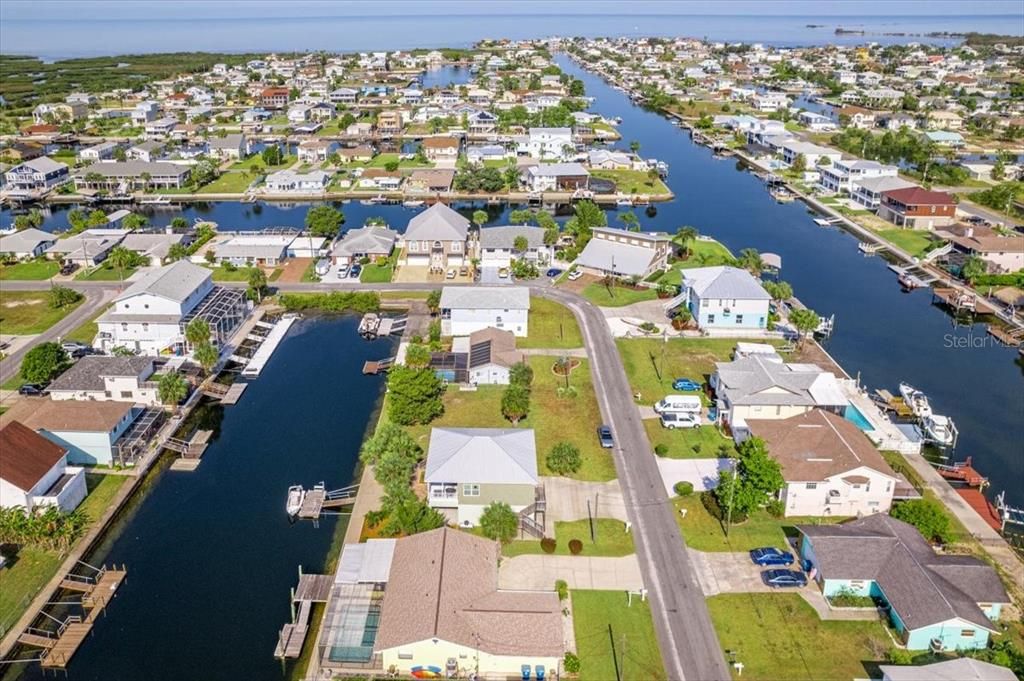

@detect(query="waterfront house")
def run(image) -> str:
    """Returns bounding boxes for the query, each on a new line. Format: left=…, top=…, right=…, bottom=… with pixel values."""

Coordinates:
left=73, top=161, right=191, bottom=192
left=752, top=92, right=790, bottom=112
left=467, top=110, right=498, bottom=135
left=130, top=102, right=159, bottom=125
left=373, top=527, right=562, bottom=678
left=119, top=231, right=192, bottom=266
left=796, top=111, right=836, bottom=132
left=711, top=353, right=849, bottom=437
left=850, top=176, right=917, bottom=210
left=214, top=234, right=292, bottom=266
left=934, top=224, right=1024, bottom=273
left=746, top=409, right=898, bottom=517
left=836, top=106, right=876, bottom=129
left=575, top=226, right=671, bottom=279
left=328, top=87, right=358, bottom=105
left=2, top=157, right=70, bottom=196
left=336, top=145, right=374, bottom=164
left=331, top=225, right=398, bottom=266
left=524, top=163, right=589, bottom=192
left=879, top=658, right=1018, bottom=681
left=780, top=141, right=842, bottom=168
left=357, top=168, right=402, bottom=191
left=878, top=187, right=957, bottom=230
left=424, top=428, right=541, bottom=526
left=587, top=149, right=635, bottom=170
left=432, top=328, right=526, bottom=385
left=47, top=356, right=164, bottom=406
left=32, top=101, right=87, bottom=124
left=798, top=515, right=1008, bottom=651
left=0, top=227, right=56, bottom=259
left=0, top=421, right=86, bottom=512
left=376, top=110, right=403, bottom=136
left=406, top=169, right=456, bottom=194
left=296, top=139, right=339, bottom=164
left=287, top=104, right=311, bottom=124
left=44, top=230, right=124, bottom=267
left=439, top=286, right=530, bottom=337
left=128, top=141, right=165, bottom=163
left=519, top=127, right=574, bottom=160
left=466, top=144, right=510, bottom=165
left=95, top=260, right=247, bottom=355
left=670, top=265, right=771, bottom=331
left=422, top=136, right=460, bottom=162
left=878, top=112, right=918, bottom=131
left=260, top=87, right=291, bottom=109
left=79, top=141, right=122, bottom=162
left=479, top=225, right=552, bottom=268
left=926, top=110, right=964, bottom=131
left=819, top=159, right=898, bottom=195
left=207, top=133, right=248, bottom=160
left=922, top=130, right=965, bottom=148
left=264, top=169, right=330, bottom=193
left=400, top=202, right=469, bottom=270
left=144, top=117, right=178, bottom=140
left=1, top=399, right=142, bottom=467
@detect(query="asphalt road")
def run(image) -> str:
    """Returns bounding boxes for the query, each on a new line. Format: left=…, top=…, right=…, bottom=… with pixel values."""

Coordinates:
left=1, top=277, right=729, bottom=679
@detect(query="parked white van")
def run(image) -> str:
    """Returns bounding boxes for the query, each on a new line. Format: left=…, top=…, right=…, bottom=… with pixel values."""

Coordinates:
left=660, top=412, right=701, bottom=429
left=653, top=395, right=702, bottom=414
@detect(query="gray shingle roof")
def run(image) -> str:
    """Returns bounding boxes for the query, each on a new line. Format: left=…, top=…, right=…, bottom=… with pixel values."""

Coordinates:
left=479, top=225, right=546, bottom=250
left=332, top=225, right=398, bottom=258
left=425, top=427, right=538, bottom=485
left=714, top=355, right=847, bottom=407
left=879, top=658, right=1018, bottom=681
left=48, top=356, right=156, bottom=392
left=0, top=228, right=55, bottom=254
left=404, top=202, right=469, bottom=241
left=799, top=515, right=1008, bottom=632
left=575, top=237, right=658, bottom=277
left=439, top=286, right=530, bottom=311
left=115, top=260, right=210, bottom=304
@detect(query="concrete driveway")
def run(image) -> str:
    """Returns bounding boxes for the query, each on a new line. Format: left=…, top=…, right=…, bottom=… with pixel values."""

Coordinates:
left=654, top=457, right=731, bottom=496
left=540, top=477, right=628, bottom=524
left=498, top=554, right=644, bottom=591
left=691, top=550, right=774, bottom=596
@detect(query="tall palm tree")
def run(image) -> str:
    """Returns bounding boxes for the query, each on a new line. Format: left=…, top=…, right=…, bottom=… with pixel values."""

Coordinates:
left=676, top=226, right=699, bottom=256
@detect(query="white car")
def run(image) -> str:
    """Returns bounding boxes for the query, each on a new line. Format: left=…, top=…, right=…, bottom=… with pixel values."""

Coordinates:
left=660, top=412, right=701, bottom=429
left=446, top=267, right=457, bottom=279
left=567, top=269, right=583, bottom=281
left=337, top=264, right=350, bottom=278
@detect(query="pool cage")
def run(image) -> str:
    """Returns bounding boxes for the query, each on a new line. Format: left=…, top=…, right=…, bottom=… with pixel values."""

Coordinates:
left=317, top=582, right=385, bottom=669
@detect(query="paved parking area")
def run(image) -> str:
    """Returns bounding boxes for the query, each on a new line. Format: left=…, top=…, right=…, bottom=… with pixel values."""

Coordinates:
left=540, top=477, right=628, bottom=525
left=691, top=550, right=774, bottom=596
left=654, top=457, right=731, bottom=495
left=498, top=554, right=644, bottom=591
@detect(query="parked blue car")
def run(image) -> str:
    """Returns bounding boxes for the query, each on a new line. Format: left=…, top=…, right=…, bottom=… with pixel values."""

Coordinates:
left=672, top=378, right=701, bottom=391
left=750, top=547, right=795, bottom=566
left=545, top=268, right=563, bottom=278
left=762, top=569, right=807, bottom=588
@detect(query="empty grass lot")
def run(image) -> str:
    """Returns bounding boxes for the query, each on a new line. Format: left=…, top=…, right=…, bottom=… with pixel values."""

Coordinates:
left=502, top=519, right=634, bottom=557
left=61, top=305, right=111, bottom=345
left=673, top=237, right=736, bottom=272
left=672, top=494, right=845, bottom=553
left=589, top=169, right=670, bottom=195
left=572, top=590, right=667, bottom=681
left=74, top=263, right=138, bottom=282
left=196, top=171, right=255, bottom=194
left=707, top=593, right=893, bottom=681
left=872, top=228, right=938, bottom=259
left=519, top=297, right=583, bottom=349
left=0, top=260, right=58, bottom=281
left=0, top=291, right=84, bottom=335
left=0, top=473, right=126, bottom=635
left=645, top=421, right=738, bottom=459
left=404, top=356, right=616, bottom=481
left=580, top=282, right=659, bottom=307
left=229, top=154, right=295, bottom=172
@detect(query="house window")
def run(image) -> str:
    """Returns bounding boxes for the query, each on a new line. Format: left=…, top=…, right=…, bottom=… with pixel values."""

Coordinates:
left=806, top=483, right=817, bottom=490
left=142, top=323, right=149, bottom=331
left=462, top=484, right=480, bottom=497
left=707, top=314, right=715, bottom=324
left=120, top=391, right=133, bottom=399
left=121, top=323, right=128, bottom=331
left=408, top=242, right=417, bottom=252
left=736, top=315, right=743, bottom=324
left=850, top=580, right=865, bottom=589
left=961, top=629, right=975, bottom=638
left=398, top=652, right=413, bottom=660
left=104, top=391, right=112, bottom=398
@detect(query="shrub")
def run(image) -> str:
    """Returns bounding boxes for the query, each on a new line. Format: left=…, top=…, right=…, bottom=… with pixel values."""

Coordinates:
left=359, top=256, right=371, bottom=265
left=700, top=490, right=748, bottom=523
left=890, top=498, right=953, bottom=544
left=654, top=443, right=668, bottom=456
left=568, top=539, right=583, bottom=555
left=766, top=498, right=785, bottom=518
left=674, top=481, right=694, bottom=497
left=541, top=537, right=557, bottom=554
left=546, top=442, right=582, bottom=475
left=278, top=291, right=380, bottom=313
left=564, top=652, right=581, bottom=674
left=555, top=579, right=569, bottom=600
left=886, top=648, right=916, bottom=665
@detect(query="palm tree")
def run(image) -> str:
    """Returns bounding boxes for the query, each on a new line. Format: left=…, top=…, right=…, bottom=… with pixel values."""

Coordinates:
left=472, top=210, right=488, bottom=231
left=737, top=247, right=763, bottom=275
left=675, top=226, right=698, bottom=257
left=105, top=246, right=137, bottom=283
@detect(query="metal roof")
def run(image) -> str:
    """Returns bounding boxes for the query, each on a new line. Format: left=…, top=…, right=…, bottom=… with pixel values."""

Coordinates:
left=439, top=285, right=529, bottom=311
left=115, top=260, right=211, bottom=304
left=425, top=427, right=538, bottom=485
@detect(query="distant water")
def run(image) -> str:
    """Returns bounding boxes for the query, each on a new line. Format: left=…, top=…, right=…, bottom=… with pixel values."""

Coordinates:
left=1, top=14, right=1021, bottom=60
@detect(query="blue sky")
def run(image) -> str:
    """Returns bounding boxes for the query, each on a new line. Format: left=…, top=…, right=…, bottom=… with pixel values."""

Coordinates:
left=3, top=0, right=1022, bottom=21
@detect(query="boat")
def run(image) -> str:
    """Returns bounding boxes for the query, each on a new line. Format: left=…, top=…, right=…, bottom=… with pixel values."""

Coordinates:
left=616, top=197, right=633, bottom=207
left=813, top=217, right=842, bottom=227
left=286, top=485, right=305, bottom=517
left=898, top=272, right=925, bottom=290
left=898, top=382, right=932, bottom=419
left=402, top=199, right=424, bottom=207
left=922, top=414, right=957, bottom=447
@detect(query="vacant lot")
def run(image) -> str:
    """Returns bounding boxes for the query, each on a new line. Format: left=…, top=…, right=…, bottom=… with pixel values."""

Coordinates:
left=519, top=297, right=584, bottom=349
left=580, top=282, right=658, bottom=307
left=572, top=590, right=667, bottom=681
left=502, top=519, right=634, bottom=557
left=0, top=291, right=83, bottom=335
left=0, top=260, right=58, bottom=281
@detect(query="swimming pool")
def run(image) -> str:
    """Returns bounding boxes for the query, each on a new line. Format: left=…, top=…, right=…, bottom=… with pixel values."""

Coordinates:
left=844, top=404, right=875, bottom=432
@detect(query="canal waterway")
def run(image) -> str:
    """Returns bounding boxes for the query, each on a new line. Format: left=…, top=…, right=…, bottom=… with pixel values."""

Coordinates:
left=17, top=316, right=394, bottom=681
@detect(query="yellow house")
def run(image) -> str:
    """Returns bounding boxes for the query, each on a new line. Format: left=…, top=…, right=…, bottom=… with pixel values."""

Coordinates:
left=374, top=528, right=563, bottom=679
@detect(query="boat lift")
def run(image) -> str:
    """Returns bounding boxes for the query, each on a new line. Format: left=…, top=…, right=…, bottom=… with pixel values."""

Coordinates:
left=288, top=482, right=358, bottom=521
left=994, top=491, right=1024, bottom=532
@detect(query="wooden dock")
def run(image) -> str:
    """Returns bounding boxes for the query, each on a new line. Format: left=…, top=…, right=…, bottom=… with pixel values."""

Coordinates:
left=957, top=488, right=1003, bottom=532
left=206, top=381, right=247, bottom=405
left=17, top=564, right=127, bottom=669
left=932, top=288, right=997, bottom=315
left=275, top=572, right=333, bottom=659
left=987, top=324, right=1024, bottom=348
left=296, top=484, right=357, bottom=519
left=936, top=457, right=988, bottom=488
left=362, top=357, right=394, bottom=375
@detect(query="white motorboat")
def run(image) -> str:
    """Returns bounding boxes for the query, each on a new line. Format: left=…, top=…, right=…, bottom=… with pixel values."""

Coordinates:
left=899, top=382, right=932, bottom=419
left=286, top=485, right=305, bottom=517
left=922, top=414, right=956, bottom=446
left=402, top=200, right=424, bottom=207
left=615, top=197, right=633, bottom=207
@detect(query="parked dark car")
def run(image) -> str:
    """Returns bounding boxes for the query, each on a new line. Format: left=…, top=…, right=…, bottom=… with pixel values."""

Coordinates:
left=672, top=377, right=701, bottom=391
left=546, top=268, right=563, bottom=278
left=750, top=547, right=795, bottom=566
left=59, top=262, right=78, bottom=276
left=18, top=383, right=46, bottom=396
left=349, top=264, right=362, bottom=279
left=597, top=425, right=614, bottom=449
left=762, top=569, right=807, bottom=588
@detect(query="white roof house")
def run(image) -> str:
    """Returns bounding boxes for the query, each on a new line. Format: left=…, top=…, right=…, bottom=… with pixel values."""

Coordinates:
left=425, top=428, right=539, bottom=487
left=0, top=227, right=57, bottom=258
left=669, top=266, right=771, bottom=331
left=214, top=235, right=293, bottom=265
left=439, top=286, right=530, bottom=337
left=575, top=227, right=671, bottom=279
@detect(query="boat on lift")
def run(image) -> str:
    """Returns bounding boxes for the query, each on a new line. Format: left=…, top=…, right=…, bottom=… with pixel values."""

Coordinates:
left=899, top=382, right=932, bottom=418
left=922, top=414, right=957, bottom=447
left=615, top=197, right=634, bottom=207
left=286, top=485, right=305, bottom=517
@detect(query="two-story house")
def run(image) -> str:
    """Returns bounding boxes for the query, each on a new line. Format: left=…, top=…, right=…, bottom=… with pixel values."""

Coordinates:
left=850, top=176, right=917, bottom=210
left=439, top=286, right=530, bottom=337
left=671, top=265, right=771, bottom=331
left=2, top=399, right=143, bottom=466
left=421, top=136, right=460, bottom=162
left=519, top=127, right=574, bottom=160
left=819, top=160, right=899, bottom=195
left=47, top=356, right=165, bottom=406
left=575, top=226, right=671, bottom=279
left=524, top=163, right=590, bottom=192
left=424, top=427, right=542, bottom=527
left=746, top=409, right=899, bottom=517
left=478, top=226, right=553, bottom=269
left=400, top=202, right=470, bottom=270
left=261, top=87, right=291, bottom=109
left=878, top=187, right=957, bottom=230
left=0, top=421, right=87, bottom=512
left=2, top=157, right=70, bottom=196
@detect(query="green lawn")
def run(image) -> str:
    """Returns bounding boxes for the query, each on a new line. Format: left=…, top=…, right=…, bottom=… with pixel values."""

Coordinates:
left=61, top=305, right=110, bottom=345
left=673, top=238, right=735, bottom=272
left=75, top=263, right=139, bottom=281
left=0, top=291, right=84, bottom=335
left=229, top=153, right=295, bottom=172
left=645, top=422, right=738, bottom=459
left=205, top=265, right=280, bottom=282
left=0, top=473, right=125, bottom=635
left=0, top=260, right=59, bottom=281
left=571, top=590, right=667, bottom=681
left=360, top=256, right=396, bottom=283
left=405, top=356, right=616, bottom=481
left=196, top=171, right=255, bottom=194
left=673, top=494, right=845, bottom=552
left=707, top=593, right=893, bottom=681
left=580, top=282, right=659, bottom=307
left=590, top=169, right=671, bottom=195
left=519, top=297, right=584, bottom=349
left=872, top=228, right=938, bottom=258
left=502, top=519, right=634, bottom=557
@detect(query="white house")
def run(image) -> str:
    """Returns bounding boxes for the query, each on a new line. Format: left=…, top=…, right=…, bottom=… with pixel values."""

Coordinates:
left=479, top=225, right=553, bottom=268
left=519, top=127, right=574, bottom=160
left=47, top=356, right=164, bottom=406
left=523, top=163, right=590, bottom=193
left=667, top=266, right=770, bottom=331
left=439, top=286, right=530, bottom=337
left=0, top=228, right=57, bottom=259
left=850, top=175, right=917, bottom=210
left=1, top=399, right=142, bottom=467
left=819, top=159, right=899, bottom=195
left=574, top=227, right=671, bottom=279
left=780, top=141, right=842, bottom=168
left=796, top=111, right=836, bottom=131
left=0, top=421, right=87, bottom=512
left=264, top=169, right=330, bottom=193
left=747, top=410, right=899, bottom=517
left=95, top=260, right=247, bottom=355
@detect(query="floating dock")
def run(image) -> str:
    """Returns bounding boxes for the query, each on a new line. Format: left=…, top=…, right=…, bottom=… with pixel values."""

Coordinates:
left=357, top=313, right=406, bottom=340
left=241, top=315, right=298, bottom=378
left=203, top=381, right=247, bottom=405
left=165, top=430, right=213, bottom=471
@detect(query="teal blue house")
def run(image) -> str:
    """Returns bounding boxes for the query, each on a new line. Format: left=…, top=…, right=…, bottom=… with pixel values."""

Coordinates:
left=798, top=515, right=1008, bottom=652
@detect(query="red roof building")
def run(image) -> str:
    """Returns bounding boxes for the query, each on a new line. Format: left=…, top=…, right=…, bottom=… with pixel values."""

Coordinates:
left=878, top=186, right=957, bottom=231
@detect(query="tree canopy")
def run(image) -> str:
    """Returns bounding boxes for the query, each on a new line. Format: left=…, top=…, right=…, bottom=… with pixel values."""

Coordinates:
left=20, top=342, right=69, bottom=384
left=479, top=502, right=519, bottom=544
left=386, top=365, right=445, bottom=425
left=305, top=205, right=345, bottom=239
